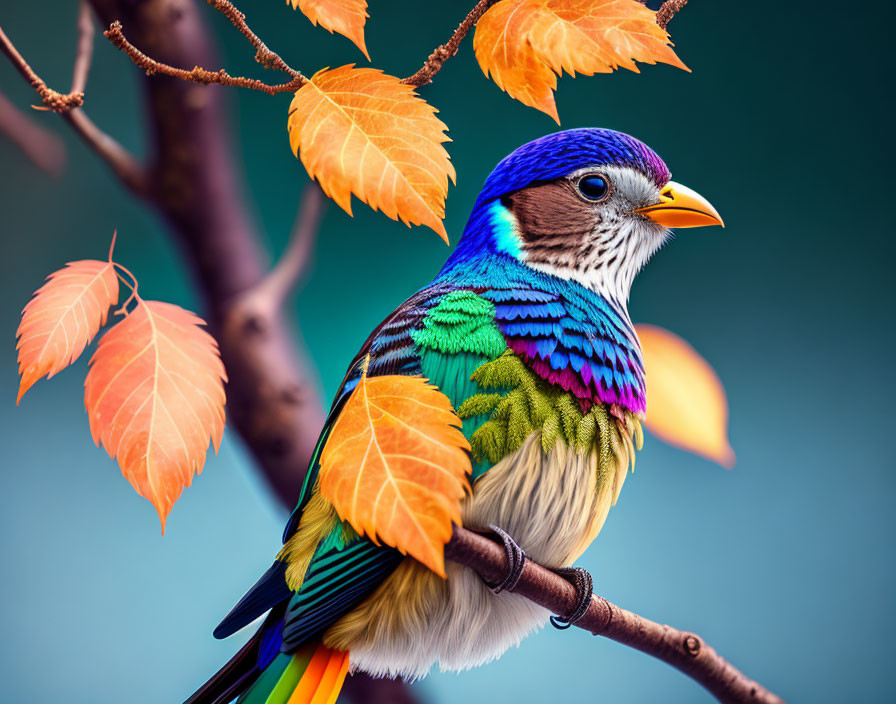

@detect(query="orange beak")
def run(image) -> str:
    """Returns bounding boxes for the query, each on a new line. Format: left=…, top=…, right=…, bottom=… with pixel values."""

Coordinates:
left=636, top=181, right=724, bottom=229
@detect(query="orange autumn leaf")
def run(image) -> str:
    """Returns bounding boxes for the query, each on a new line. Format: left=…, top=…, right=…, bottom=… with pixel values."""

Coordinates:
left=290, top=0, right=370, bottom=59
left=318, top=362, right=471, bottom=576
left=474, top=0, right=688, bottom=121
left=84, top=300, right=227, bottom=531
left=472, top=0, right=561, bottom=122
left=16, top=260, right=119, bottom=404
left=288, top=66, right=455, bottom=241
left=636, top=324, right=734, bottom=468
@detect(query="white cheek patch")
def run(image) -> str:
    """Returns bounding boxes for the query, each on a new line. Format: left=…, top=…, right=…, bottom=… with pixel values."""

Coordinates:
left=527, top=165, right=669, bottom=305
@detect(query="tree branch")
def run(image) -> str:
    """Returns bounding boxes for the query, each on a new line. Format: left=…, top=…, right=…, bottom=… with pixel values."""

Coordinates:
left=235, top=183, right=326, bottom=317
left=656, top=0, right=688, bottom=29
left=0, top=11, right=149, bottom=194
left=447, top=526, right=785, bottom=704
left=0, top=89, right=66, bottom=176
left=402, top=0, right=499, bottom=87
left=103, top=0, right=306, bottom=95
left=71, top=1, right=94, bottom=96
left=63, top=109, right=149, bottom=195
left=0, top=23, right=85, bottom=112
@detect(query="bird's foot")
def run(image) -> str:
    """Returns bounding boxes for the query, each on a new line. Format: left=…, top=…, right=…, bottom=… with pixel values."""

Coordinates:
left=485, top=524, right=527, bottom=594
left=549, top=566, right=593, bottom=630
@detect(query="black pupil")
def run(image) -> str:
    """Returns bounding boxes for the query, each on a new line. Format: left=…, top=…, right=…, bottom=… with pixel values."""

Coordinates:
left=578, top=175, right=608, bottom=200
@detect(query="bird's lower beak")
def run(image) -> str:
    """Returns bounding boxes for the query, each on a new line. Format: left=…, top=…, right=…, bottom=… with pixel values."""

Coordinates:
left=636, top=181, right=724, bottom=228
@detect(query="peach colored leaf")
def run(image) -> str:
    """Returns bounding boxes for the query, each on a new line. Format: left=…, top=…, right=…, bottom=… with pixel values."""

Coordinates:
left=290, top=0, right=370, bottom=59
left=84, top=300, right=227, bottom=531
left=474, top=0, right=688, bottom=121
left=16, top=260, right=119, bottom=404
left=288, top=65, right=455, bottom=241
left=318, top=363, right=471, bottom=576
left=636, top=324, right=734, bottom=468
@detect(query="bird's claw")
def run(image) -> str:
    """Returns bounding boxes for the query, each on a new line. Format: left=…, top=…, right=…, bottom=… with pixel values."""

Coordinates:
left=486, top=524, right=527, bottom=594
left=549, top=566, right=593, bottom=629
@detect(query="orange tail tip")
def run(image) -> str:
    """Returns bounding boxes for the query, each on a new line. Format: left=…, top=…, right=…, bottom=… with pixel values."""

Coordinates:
left=287, top=644, right=349, bottom=704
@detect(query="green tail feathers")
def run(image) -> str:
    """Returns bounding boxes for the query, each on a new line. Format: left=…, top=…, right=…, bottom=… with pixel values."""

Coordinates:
left=237, top=643, right=349, bottom=704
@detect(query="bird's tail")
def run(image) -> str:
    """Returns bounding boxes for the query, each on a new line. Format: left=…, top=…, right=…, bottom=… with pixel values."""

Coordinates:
left=235, top=641, right=349, bottom=704
left=185, top=619, right=349, bottom=704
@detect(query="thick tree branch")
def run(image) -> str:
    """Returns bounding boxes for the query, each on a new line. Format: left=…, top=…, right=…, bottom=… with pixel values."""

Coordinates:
left=103, top=0, right=306, bottom=95
left=656, top=0, right=688, bottom=29
left=85, top=1, right=408, bottom=700
left=402, top=0, right=499, bottom=87
left=236, top=183, right=326, bottom=316
left=3, top=1, right=403, bottom=701
left=447, top=526, right=785, bottom=704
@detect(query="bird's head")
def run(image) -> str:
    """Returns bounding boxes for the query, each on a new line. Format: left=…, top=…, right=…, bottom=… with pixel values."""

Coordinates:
left=449, top=128, right=722, bottom=304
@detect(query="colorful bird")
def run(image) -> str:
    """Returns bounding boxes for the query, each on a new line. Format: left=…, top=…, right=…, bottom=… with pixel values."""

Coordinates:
left=185, top=128, right=723, bottom=704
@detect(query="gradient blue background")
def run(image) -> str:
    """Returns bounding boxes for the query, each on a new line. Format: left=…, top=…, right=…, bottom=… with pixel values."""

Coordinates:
left=1, top=1, right=893, bottom=702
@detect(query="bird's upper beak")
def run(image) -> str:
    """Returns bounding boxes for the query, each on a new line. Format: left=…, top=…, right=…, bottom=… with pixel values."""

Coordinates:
left=636, top=181, right=724, bottom=228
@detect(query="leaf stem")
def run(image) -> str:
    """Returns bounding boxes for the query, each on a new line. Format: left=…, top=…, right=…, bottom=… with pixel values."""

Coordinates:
left=111, top=260, right=140, bottom=316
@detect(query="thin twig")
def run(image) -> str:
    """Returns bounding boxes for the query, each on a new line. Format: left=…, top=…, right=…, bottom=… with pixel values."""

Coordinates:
left=402, top=0, right=499, bottom=87
left=205, top=0, right=298, bottom=76
left=103, top=0, right=307, bottom=95
left=0, top=13, right=148, bottom=194
left=0, top=23, right=84, bottom=112
left=63, top=109, right=148, bottom=195
left=446, top=526, right=785, bottom=704
left=71, top=1, right=95, bottom=95
left=656, top=0, right=689, bottom=29
left=0, top=89, right=66, bottom=175
left=64, top=3, right=146, bottom=193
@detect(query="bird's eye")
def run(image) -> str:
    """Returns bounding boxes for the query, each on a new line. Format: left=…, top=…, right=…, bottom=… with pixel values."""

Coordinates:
left=576, top=174, right=610, bottom=201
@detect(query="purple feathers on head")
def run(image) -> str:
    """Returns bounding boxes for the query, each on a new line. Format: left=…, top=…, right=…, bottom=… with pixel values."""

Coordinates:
left=473, top=128, right=670, bottom=208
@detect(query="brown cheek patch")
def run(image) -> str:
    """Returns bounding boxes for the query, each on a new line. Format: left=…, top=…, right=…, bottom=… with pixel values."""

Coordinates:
left=504, top=181, right=597, bottom=259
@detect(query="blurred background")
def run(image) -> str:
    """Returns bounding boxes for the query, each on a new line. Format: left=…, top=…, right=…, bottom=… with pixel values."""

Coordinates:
left=1, top=1, right=893, bottom=702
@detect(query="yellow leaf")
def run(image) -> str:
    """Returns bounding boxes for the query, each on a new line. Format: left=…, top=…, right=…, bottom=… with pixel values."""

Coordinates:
left=318, top=364, right=471, bottom=576
left=288, top=66, right=455, bottom=241
left=474, top=0, right=688, bottom=121
left=84, top=300, right=227, bottom=530
left=290, top=0, right=370, bottom=60
left=636, top=324, right=734, bottom=468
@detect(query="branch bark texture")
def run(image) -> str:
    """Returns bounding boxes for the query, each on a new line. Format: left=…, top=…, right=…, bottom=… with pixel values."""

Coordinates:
left=446, top=526, right=785, bottom=704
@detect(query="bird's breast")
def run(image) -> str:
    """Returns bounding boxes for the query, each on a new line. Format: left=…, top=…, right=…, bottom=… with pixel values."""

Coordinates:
left=323, top=429, right=634, bottom=679
left=462, top=430, right=625, bottom=567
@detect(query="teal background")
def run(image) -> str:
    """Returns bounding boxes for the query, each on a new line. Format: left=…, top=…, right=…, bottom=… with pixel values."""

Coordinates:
left=1, top=1, right=893, bottom=702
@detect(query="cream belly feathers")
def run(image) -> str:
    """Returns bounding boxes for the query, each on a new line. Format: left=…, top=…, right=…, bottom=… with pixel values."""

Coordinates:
left=324, top=429, right=633, bottom=679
